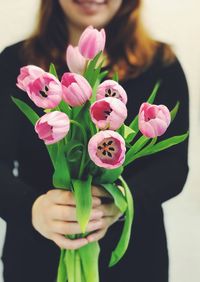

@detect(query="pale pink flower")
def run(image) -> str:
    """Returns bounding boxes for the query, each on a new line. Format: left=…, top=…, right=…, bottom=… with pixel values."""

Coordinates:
left=27, top=73, right=62, bottom=109
left=88, top=130, right=126, bottom=169
left=96, top=80, right=128, bottom=104
left=138, top=102, right=171, bottom=138
left=35, top=111, right=70, bottom=145
left=16, top=65, right=45, bottom=92
left=90, top=97, right=127, bottom=130
left=66, top=45, right=86, bottom=74
left=61, top=72, right=92, bottom=107
left=78, top=26, right=106, bottom=59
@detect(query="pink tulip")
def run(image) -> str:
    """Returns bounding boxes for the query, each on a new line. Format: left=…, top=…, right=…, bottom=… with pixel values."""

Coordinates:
left=138, top=102, right=171, bottom=138
left=66, top=45, right=86, bottom=74
left=78, top=26, right=106, bottom=59
left=96, top=80, right=128, bottom=104
left=35, top=111, right=70, bottom=145
left=88, top=130, right=126, bottom=169
left=27, top=73, right=62, bottom=109
left=90, top=97, right=127, bottom=130
left=61, top=72, right=92, bottom=107
left=17, top=65, right=45, bottom=92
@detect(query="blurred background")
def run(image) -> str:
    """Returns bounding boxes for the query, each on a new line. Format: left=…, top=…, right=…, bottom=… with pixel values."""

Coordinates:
left=0, top=0, right=199, bottom=281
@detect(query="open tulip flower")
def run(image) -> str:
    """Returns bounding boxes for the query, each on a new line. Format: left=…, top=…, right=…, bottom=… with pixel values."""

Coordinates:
left=17, top=65, right=45, bottom=92
left=35, top=111, right=70, bottom=145
left=66, top=45, right=86, bottom=74
left=139, top=102, right=171, bottom=138
left=27, top=73, right=62, bottom=109
left=90, top=97, right=127, bottom=130
left=88, top=130, right=126, bottom=169
left=61, top=72, right=92, bottom=107
left=78, top=25, right=106, bottom=59
left=96, top=80, right=128, bottom=104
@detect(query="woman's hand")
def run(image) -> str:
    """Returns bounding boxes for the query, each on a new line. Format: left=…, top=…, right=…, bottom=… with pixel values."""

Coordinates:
left=32, top=189, right=103, bottom=250
left=87, top=185, right=122, bottom=243
left=32, top=186, right=121, bottom=250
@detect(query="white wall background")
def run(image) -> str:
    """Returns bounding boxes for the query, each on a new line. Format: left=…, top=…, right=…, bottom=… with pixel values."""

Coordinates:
left=0, top=0, right=200, bottom=281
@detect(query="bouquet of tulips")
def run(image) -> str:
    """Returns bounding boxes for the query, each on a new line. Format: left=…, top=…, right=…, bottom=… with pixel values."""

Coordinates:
left=13, top=26, right=188, bottom=282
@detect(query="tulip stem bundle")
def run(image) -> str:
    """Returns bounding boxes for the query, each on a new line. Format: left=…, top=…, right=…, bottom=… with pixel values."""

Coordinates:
left=13, top=26, right=188, bottom=282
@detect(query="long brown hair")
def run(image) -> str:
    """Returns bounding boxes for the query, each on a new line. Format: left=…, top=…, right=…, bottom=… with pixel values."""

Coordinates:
left=22, top=0, right=174, bottom=80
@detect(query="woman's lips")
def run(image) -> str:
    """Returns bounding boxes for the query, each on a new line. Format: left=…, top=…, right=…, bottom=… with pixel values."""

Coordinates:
left=74, top=0, right=106, bottom=4
left=73, top=0, right=107, bottom=14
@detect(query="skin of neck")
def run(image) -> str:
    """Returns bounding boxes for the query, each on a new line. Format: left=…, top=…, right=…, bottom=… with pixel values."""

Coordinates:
left=67, top=22, right=85, bottom=46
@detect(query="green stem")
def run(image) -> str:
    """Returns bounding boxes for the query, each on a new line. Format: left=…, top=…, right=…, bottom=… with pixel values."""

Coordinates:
left=70, top=120, right=88, bottom=178
left=75, top=251, right=82, bottom=282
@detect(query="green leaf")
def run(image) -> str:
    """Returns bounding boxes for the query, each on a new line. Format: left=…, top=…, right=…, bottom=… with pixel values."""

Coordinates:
left=56, top=249, right=67, bottom=282
left=99, top=70, right=109, bottom=81
left=78, top=242, right=100, bottom=282
left=124, top=135, right=149, bottom=166
left=84, top=51, right=103, bottom=87
left=100, top=183, right=127, bottom=214
left=123, top=137, right=157, bottom=166
left=65, top=250, right=75, bottom=282
left=112, top=71, right=119, bottom=82
left=47, top=143, right=58, bottom=169
left=124, top=125, right=136, bottom=143
left=49, top=63, right=58, bottom=78
left=140, top=132, right=189, bottom=156
left=109, top=176, right=134, bottom=267
left=11, top=97, right=39, bottom=125
left=58, top=100, right=71, bottom=117
left=52, top=143, right=71, bottom=189
left=93, top=166, right=124, bottom=184
left=147, top=80, right=161, bottom=104
left=170, top=101, right=180, bottom=123
left=72, top=175, right=93, bottom=233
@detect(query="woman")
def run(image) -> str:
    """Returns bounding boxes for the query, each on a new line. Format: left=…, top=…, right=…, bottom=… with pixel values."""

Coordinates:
left=0, top=0, right=189, bottom=281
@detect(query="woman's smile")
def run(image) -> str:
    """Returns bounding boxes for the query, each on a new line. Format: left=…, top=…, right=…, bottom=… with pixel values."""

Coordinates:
left=73, top=0, right=108, bottom=15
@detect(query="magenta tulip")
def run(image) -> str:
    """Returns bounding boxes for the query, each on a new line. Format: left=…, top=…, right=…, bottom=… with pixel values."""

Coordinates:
left=35, top=111, right=70, bottom=145
left=66, top=45, right=86, bottom=74
left=17, top=65, right=45, bottom=92
left=27, top=73, right=62, bottom=109
left=88, top=130, right=126, bottom=169
left=61, top=72, right=92, bottom=107
left=90, top=97, right=127, bottom=130
left=78, top=26, right=106, bottom=59
left=96, top=80, right=128, bottom=104
left=138, top=103, right=171, bottom=138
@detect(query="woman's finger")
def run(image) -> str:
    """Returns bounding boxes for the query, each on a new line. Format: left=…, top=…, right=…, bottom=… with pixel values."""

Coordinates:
left=49, top=220, right=103, bottom=235
left=91, top=185, right=112, bottom=198
left=87, top=228, right=108, bottom=243
left=50, top=205, right=103, bottom=221
left=47, top=189, right=101, bottom=207
left=97, top=203, right=121, bottom=217
left=52, top=233, right=88, bottom=250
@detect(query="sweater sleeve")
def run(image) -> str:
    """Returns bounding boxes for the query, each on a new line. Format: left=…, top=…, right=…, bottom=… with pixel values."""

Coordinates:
left=0, top=47, right=42, bottom=225
left=123, top=59, right=189, bottom=208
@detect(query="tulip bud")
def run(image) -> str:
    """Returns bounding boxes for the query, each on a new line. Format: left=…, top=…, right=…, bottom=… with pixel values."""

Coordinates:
left=27, top=73, right=62, bottom=109
left=78, top=26, right=106, bottom=59
left=35, top=111, right=70, bottom=145
left=90, top=97, right=127, bottom=130
left=61, top=72, right=92, bottom=107
left=88, top=130, right=126, bottom=169
left=96, top=80, right=128, bottom=104
left=66, top=45, right=86, bottom=74
left=17, top=65, right=45, bottom=92
left=138, top=103, right=171, bottom=138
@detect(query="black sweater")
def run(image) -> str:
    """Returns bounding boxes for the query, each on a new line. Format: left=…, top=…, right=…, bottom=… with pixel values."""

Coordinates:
left=0, top=42, right=189, bottom=282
